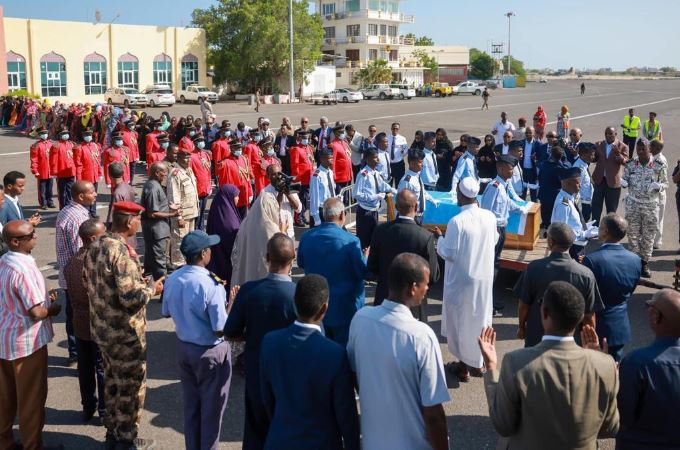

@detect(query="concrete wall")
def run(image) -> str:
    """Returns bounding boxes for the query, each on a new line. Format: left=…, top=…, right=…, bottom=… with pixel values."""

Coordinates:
left=1, top=16, right=208, bottom=103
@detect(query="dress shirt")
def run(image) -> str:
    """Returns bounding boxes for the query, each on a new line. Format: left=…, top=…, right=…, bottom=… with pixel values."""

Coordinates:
left=348, top=132, right=364, bottom=166
left=293, top=320, right=323, bottom=334
left=492, top=120, right=516, bottom=145
left=309, top=165, right=336, bottom=223
left=388, top=134, right=408, bottom=163
left=162, top=264, right=228, bottom=346
left=551, top=189, right=587, bottom=244
left=511, top=165, right=525, bottom=195
left=542, top=335, right=575, bottom=342
left=421, top=148, right=439, bottom=186
left=398, top=169, right=433, bottom=214
left=5, top=194, right=22, bottom=219
left=55, top=201, right=90, bottom=289
left=573, top=157, right=593, bottom=203
left=450, top=151, right=478, bottom=194
left=501, top=144, right=509, bottom=155
left=480, top=176, right=523, bottom=227
left=605, top=141, right=613, bottom=158
left=278, top=135, right=288, bottom=156
left=376, top=150, right=391, bottom=181
left=353, top=165, right=396, bottom=211
left=524, top=140, right=535, bottom=168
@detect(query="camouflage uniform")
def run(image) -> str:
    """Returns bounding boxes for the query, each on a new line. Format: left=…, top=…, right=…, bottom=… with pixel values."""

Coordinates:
left=83, top=233, right=154, bottom=443
left=167, top=165, right=199, bottom=267
left=623, top=158, right=667, bottom=262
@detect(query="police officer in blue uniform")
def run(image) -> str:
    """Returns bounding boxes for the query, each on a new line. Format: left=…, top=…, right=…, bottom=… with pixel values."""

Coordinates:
left=538, top=139, right=571, bottom=229
left=352, top=147, right=397, bottom=249
left=309, top=146, right=336, bottom=227
left=398, top=147, right=436, bottom=225
left=421, top=131, right=439, bottom=189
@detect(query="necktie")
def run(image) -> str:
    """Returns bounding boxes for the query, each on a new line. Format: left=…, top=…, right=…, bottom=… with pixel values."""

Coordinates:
left=373, top=172, right=379, bottom=192
left=386, top=153, right=391, bottom=178
left=326, top=169, right=334, bottom=195
left=431, top=152, right=438, bottom=175
left=390, top=138, right=396, bottom=160
left=418, top=176, right=425, bottom=213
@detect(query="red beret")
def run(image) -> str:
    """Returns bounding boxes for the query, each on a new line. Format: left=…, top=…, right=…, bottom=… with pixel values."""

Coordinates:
left=178, top=147, right=192, bottom=155
left=113, top=201, right=145, bottom=215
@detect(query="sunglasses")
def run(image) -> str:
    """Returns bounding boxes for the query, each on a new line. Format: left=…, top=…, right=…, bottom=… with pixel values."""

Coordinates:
left=14, top=231, right=36, bottom=241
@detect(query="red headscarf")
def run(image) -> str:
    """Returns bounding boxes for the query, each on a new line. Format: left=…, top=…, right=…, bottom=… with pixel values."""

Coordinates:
left=533, top=105, right=546, bottom=128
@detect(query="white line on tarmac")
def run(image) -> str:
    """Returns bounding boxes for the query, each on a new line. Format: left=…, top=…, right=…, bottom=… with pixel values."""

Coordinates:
left=544, top=96, right=680, bottom=126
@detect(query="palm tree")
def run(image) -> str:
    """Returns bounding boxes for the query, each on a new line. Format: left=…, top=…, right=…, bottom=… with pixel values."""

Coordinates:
left=355, top=59, right=393, bottom=88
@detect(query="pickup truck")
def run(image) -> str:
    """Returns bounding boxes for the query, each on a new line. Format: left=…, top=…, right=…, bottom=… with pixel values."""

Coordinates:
left=452, top=81, right=483, bottom=96
left=360, top=84, right=400, bottom=100
left=389, top=84, right=416, bottom=100
left=177, top=85, right=219, bottom=103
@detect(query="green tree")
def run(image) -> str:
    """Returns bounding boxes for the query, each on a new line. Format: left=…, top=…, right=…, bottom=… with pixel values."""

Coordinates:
left=355, top=60, right=393, bottom=87
left=404, top=33, right=434, bottom=46
left=192, top=0, right=323, bottom=93
left=660, top=66, right=677, bottom=74
left=469, top=49, right=495, bottom=80
left=501, top=56, right=526, bottom=76
left=411, top=49, right=438, bottom=82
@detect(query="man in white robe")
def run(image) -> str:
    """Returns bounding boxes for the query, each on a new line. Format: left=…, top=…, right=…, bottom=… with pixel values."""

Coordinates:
left=434, top=177, right=498, bottom=381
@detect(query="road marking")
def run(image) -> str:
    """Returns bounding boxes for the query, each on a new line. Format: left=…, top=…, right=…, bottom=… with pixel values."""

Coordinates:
left=1, top=150, right=30, bottom=156
left=545, top=96, right=680, bottom=125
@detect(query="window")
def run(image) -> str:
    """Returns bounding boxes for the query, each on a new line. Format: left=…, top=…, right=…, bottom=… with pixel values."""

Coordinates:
left=153, top=54, right=172, bottom=87
left=380, top=24, right=387, bottom=35
left=322, top=3, right=335, bottom=15
left=368, top=24, right=378, bottom=36
left=336, top=72, right=342, bottom=78
left=369, top=0, right=379, bottom=9
left=83, top=53, right=107, bottom=95
left=345, top=49, right=360, bottom=61
left=346, top=24, right=360, bottom=37
left=117, top=53, right=139, bottom=89
left=324, top=27, right=336, bottom=39
left=369, top=49, right=378, bottom=60
left=388, top=1, right=399, bottom=12
left=6, top=52, right=27, bottom=91
left=181, top=54, right=199, bottom=90
left=389, top=50, right=398, bottom=61
left=345, top=0, right=359, bottom=11
left=40, top=52, right=67, bottom=97
left=388, top=26, right=397, bottom=37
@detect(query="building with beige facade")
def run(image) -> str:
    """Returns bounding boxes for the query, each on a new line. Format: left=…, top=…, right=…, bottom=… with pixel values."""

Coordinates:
left=0, top=7, right=209, bottom=103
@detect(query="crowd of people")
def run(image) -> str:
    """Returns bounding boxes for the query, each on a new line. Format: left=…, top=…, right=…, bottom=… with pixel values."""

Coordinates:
left=0, top=97, right=679, bottom=450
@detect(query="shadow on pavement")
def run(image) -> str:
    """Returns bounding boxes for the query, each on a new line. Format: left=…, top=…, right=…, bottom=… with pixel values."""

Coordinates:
left=447, top=414, right=497, bottom=449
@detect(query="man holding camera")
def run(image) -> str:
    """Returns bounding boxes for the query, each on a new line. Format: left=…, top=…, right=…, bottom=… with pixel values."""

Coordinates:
left=263, top=164, right=301, bottom=240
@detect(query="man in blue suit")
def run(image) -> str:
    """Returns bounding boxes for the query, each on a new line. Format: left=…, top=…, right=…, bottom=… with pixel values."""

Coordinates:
left=259, top=274, right=360, bottom=450
left=0, top=171, right=41, bottom=227
left=224, top=233, right=297, bottom=450
left=298, top=197, right=367, bottom=347
left=583, top=213, right=641, bottom=362
left=520, top=127, right=541, bottom=201
left=538, top=140, right=571, bottom=229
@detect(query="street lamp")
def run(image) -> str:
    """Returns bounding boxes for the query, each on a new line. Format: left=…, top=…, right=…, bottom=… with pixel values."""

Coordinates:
left=434, top=49, right=445, bottom=83
left=288, top=0, right=295, bottom=103
left=505, top=12, right=514, bottom=75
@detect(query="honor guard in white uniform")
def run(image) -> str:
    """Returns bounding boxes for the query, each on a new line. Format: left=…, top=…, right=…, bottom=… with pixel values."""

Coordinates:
left=398, top=148, right=437, bottom=225
left=450, top=136, right=489, bottom=195
left=309, top=146, right=336, bottom=227
left=572, top=142, right=596, bottom=222
left=552, top=167, right=598, bottom=259
left=421, top=131, right=439, bottom=189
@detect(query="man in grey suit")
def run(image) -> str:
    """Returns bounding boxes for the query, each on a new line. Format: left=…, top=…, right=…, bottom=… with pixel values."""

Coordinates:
left=478, top=281, right=619, bottom=450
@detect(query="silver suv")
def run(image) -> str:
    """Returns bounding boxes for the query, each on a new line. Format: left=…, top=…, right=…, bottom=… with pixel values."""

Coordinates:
left=104, top=87, right=147, bottom=107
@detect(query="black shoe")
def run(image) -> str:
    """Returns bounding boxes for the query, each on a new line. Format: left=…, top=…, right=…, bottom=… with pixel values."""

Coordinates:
left=81, top=407, right=96, bottom=422
left=641, top=261, right=651, bottom=278
left=115, top=438, right=156, bottom=450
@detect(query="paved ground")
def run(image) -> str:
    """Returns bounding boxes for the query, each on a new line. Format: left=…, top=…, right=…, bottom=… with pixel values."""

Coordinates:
left=4, top=79, right=680, bottom=449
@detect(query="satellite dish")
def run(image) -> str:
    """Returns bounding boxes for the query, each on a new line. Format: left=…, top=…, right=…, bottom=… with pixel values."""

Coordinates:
left=95, top=9, right=102, bottom=23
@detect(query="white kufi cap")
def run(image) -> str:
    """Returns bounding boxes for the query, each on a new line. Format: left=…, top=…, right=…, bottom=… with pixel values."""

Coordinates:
left=458, top=177, right=480, bottom=199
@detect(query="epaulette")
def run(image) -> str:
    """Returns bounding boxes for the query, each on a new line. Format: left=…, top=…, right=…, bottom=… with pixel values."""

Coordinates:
left=172, top=168, right=180, bottom=176
left=493, top=181, right=500, bottom=188
left=404, top=174, right=412, bottom=182
left=562, top=197, right=570, bottom=205
left=312, top=169, right=320, bottom=176
left=209, top=271, right=227, bottom=286
left=361, top=169, right=369, bottom=176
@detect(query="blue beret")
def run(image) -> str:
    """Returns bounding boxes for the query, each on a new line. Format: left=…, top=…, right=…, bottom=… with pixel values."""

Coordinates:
left=467, top=136, right=481, bottom=146
left=319, top=146, right=334, bottom=157
left=559, top=167, right=581, bottom=180
left=497, top=155, right=518, bottom=166
left=363, top=146, right=379, bottom=156
left=408, top=147, right=425, bottom=160
left=424, top=131, right=436, bottom=140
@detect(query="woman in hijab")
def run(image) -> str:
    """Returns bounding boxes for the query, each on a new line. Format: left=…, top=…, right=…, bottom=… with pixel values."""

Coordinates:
left=533, top=105, right=547, bottom=141
left=230, top=190, right=285, bottom=286
left=206, top=184, right=242, bottom=289
left=409, top=130, right=425, bottom=151
left=556, top=105, right=570, bottom=139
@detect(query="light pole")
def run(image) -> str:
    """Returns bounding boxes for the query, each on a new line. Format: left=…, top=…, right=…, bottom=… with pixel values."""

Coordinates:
left=435, top=49, right=444, bottom=83
left=288, top=0, right=295, bottom=103
left=505, top=11, right=514, bottom=75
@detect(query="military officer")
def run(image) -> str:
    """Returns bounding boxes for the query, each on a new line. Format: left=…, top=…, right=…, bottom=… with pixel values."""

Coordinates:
left=450, top=135, right=485, bottom=194
left=651, top=139, right=668, bottom=248
left=421, top=131, right=439, bottom=190
left=552, top=167, right=599, bottom=259
left=83, top=201, right=164, bottom=450
left=74, top=127, right=102, bottom=216
left=103, top=131, right=131, bottom=186
left=374, top=132, right=392, bottom=182
left=167, top=149, right=200, bottom=268
left=398, top=148, right=437, bottom=225
left=309, top=146, right=336, bottom=227
left=289, top=130, right=316, bottom=226
left=352, top=147, right=397, bottom=249
left=622, top=139, right=667, bottom=277
left=122, top=120, right=140, bottom=185
left=218, top=140, right=253, bottom=218
left=30, top=126, right=54, bottom=209
left=50, top=128, right=77, bottom=209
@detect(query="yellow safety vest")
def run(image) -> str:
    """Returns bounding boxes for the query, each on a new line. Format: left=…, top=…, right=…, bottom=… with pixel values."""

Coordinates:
left=623, top=115, right=640, bottom=137
left=643, top=120, right=661, bottom=140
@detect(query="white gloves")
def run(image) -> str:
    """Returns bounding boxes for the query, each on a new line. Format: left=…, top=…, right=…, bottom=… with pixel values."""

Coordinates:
left=621, top=179, right=628, bottom=188
left=525, top=183, right=539, bottom=190
left=480, top=178, right=492, bottom=184
left=519, top=206, right=529, bottom=215
left=649, top=182, right=662, bottom=192
left=377, top=193, right=386, bottom=200
left=584, top=225, right=599, bottom=239
left=585, top=220, right=596, bottom=229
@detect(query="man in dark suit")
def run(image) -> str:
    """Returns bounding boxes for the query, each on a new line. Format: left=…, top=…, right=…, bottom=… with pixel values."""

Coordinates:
left=368, top=189, right=439, bottom=322
left=520, top=127, right=541, bottom=201
left=0, top=171, right=41, bottom=227
left=313, top=116, right=332, bottom=161
left=537, top=141, right=570, bottom=229
left=259, top=274, right=360, bottom=450
left=591, top=126, right=629, bottom=225
left=224, top=233, right=297, bottom=450
left=493, top=130, right=513, bottom=157
left=274, top=124, right=296, bottom=174
left=583, top=213, right=641, bottom=362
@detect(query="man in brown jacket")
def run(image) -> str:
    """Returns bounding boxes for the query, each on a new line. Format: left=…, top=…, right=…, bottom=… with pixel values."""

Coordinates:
left=479, top=281, right=619, bottom=450
left=591, top=126, right=629, bottom=225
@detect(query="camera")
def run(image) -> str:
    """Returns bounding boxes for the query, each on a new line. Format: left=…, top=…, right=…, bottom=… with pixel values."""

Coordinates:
left=271, top=172, right=301, bottom=194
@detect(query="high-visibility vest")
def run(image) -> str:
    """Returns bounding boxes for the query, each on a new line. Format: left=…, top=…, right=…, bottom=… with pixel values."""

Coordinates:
left=643, top=119, right=661, bottom=140
left=623, top=115, right=640, bottom=137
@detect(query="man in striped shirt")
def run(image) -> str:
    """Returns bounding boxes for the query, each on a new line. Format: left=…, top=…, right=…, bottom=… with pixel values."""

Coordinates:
left=0, top=220, right=61, bottom=450
left=55, top=181, right=97, bottom=366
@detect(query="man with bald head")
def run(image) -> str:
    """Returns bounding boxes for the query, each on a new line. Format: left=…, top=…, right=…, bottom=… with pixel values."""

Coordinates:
left=616, top=289, right=680, bottom=449
left=591, top=126, right=629, bottom=225
left=368, top=189, right=439, bottom=322
left=55, top=180, right=97, bottom=366
left=0, top=220, right=61, bottom=450
left=566, top=127, right=583, bottom=163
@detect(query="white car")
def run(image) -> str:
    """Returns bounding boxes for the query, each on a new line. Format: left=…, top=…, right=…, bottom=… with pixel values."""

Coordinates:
left=452, top=81, right=484, bottom=96
left=178, top=85, right=219, bottom=103
left=104, top=87, right=147, bottom=107
left=142, top=85, right=176, bottom=107
left=390, top=84, right=416, bottom=100
left=360, top=84, right=400, bottom=100
left=326, top=88, right=363, bottom=103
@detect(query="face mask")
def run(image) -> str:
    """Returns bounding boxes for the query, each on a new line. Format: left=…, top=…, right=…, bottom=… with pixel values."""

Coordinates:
left=224, top=130, right=231, bottom=137
left=161, top=142, right=169, bottom=149
left=233, top=150, right=242, bottom=158
left=60, top=134, right=69, bottom=141
left=267, top=149, right=275, bottom=157
left=127, top=123, right=135, bottom=129
left=189, top=131, right=196, bottom=137
left=197, top=141, right=205, bottom=150
left=84, top=136, right=93, bottom=143
left=254, top=134, right=262, bottom=142
left=39, top=134, right=48, bottom=140
left=301, top=139, right=309, bottom=145
left=114, top=139, right=123, bottom=147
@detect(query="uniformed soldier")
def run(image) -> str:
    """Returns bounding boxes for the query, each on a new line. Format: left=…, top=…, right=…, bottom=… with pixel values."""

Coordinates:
left=352, top=147, right=397, bottom=249
left=289, top=130, right=316, bottom=226
left=50, top=128, right=77, bottom=209
left=398, top=147, right=437, bottom=225
left=651, top=139, right=668, bottom=248
left=309, top=146, right=336, bottom=227
left=103, top=131, right=131, bottom=187
left=374, top=132, right=392, bottom=182
left=421, top=131, right=439, bottom=189
left=450, top=135, right=486, bottom=195
left=255, top=137, right=280, bottom=195
left=552, top=167, right=599, bottom=259
left=122, top=120, right=140, bottom=185
left=83, top=201, right=164, bottom=450
left=218, top=140, right=253, bottom=218
left=30, top=126, right=54, bottom=209
left=622, top=139, right=667, bottom=277
left=573, top=142, right=596, bottom=221
left=167, top=149, right=200, bottom=268
left=74, top=127, right=102, bottom=216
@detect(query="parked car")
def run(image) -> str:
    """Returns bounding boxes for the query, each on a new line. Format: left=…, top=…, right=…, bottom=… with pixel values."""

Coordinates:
left=389, top=84, right=416, bottom=100
left=482, top=80, right=499, bottom=89
left=539, top=77, right=548, bottom=83
left=452, top=81, right=483, bottom=95
left=142, top=85, right=176, bottom=107
left=326, top=88, right=363, bottom=103
left=360, top=84, right=400, bottom=100
left=429, top=82, right=453, bottom=97
left=104, top=87, right=147, bottom=107
left=177, top=85, right=219, bottom=103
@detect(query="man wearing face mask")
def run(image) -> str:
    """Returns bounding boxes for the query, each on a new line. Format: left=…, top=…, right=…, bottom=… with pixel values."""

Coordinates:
left=122, top=120, right=140, bottom=186
left=211, top=124, right=232, bottom=175
left=330, top=123, right=353, bottom=203
left=179, top=124, right=197, bottom=154
left=219, top=140, right=253, bottom=217
left=29, top=126, right=54, bottom=209
left=50, top=128, right=78, bottom=209
left=190, top=134, right=213, bottom=231
left=290, top=130, right=316, bottom=226
left=103, top=131, right=131, bottom=186
left=255, top=137, right=279, bottom=194
left=74, top=128, right=102, bottom=216
left=259, top=118, right=275, bottom=142
left=145, top=119, right=164, bottom=170
left=167, top=149, right=200, bottom=268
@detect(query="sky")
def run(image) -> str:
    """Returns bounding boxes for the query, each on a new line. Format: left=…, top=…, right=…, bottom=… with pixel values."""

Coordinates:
left=4, top=0, right=680, bottom=70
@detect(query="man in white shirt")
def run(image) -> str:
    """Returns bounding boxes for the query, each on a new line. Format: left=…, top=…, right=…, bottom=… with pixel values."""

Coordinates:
left=494, top=130, right=514, bottom=156
left=345, top=123, right=364, bottom=178
left=491, top=111, right=516, bottom=145
left=387, top=122, right=408, bottom=188
left=421, top=132, right=439, bottom=189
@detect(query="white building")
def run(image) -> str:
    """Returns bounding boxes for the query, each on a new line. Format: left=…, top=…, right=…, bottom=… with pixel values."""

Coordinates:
left=317, top=0, right=423, bottom=88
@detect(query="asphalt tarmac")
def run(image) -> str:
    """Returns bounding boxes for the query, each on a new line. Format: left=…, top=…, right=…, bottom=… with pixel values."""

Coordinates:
left=3, top=79, right=680, bottom=449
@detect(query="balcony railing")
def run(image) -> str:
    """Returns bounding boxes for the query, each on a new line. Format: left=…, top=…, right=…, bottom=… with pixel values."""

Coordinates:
left=324, top=35, right=414, bottom=47
left=322, top=9, right=415, bottom=23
